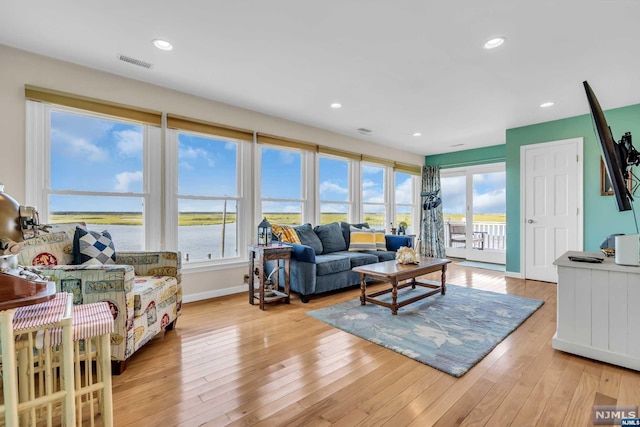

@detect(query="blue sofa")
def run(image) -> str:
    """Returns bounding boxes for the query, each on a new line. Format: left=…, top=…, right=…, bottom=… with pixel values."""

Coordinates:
left=267, top=222, right=413, bottom=303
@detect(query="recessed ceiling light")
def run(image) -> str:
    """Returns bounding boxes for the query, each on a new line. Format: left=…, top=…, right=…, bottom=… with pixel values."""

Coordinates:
left=540, top=101, right=555, bottom=108
left=413, top=132, right=422, bottom=137
left=483, top=37, right=506, bottom=50
left=152, top=39, right=173, bottom=51
left=330, top=103, right=342, bottom=109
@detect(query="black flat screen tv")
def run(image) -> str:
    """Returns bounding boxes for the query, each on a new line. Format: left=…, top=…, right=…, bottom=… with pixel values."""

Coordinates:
left=583, top=80, right=632, bottom=211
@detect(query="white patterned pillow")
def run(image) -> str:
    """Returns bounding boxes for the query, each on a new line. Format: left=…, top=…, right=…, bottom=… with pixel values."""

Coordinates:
left=73, top=227, right=116, bottom=265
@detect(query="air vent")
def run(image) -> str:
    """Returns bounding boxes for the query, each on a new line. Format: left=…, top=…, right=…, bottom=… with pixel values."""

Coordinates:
left=357, top=128, right=372, bottom=135
left=118, top=54, right=153, bottom=69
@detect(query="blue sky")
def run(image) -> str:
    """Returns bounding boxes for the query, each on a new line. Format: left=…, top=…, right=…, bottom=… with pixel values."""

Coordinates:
left=441, top=172, right=506, bottom=215
left=51, top=111, right=419, bottom=214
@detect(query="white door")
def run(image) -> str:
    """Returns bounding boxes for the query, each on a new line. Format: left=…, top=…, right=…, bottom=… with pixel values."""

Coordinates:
left=521, top=138, right=583, bottom=282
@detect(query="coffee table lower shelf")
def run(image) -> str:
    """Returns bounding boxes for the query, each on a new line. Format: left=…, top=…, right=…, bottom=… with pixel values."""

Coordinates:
left=353, top=257, right=451, bottom=315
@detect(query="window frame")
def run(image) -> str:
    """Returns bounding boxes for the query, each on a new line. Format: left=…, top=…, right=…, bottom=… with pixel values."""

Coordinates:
left=255, top=143, right=315, bottom=227
left=25, top=100, right=162, bottom=250
left=165, top=127, right=252, bottom=268
left=316, top=153, right=354, bottom=225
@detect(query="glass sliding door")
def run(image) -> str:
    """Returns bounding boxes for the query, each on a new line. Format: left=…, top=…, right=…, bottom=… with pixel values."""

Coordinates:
left=441, top=163, right=506, bottom=264
left=440, top=174, right=467, bottom=259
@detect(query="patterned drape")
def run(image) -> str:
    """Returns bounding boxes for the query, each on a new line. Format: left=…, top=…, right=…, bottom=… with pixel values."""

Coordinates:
left=420, top=165, right=445, bottom=258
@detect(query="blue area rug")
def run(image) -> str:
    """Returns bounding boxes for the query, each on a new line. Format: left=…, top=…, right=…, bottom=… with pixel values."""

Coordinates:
left=307, top=283, right=543, bottom=377
left=457, top=261, right=506, bottom=271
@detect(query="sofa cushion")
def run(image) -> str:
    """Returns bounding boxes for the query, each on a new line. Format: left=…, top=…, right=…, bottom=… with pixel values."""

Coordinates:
left=132, top=275, right=179, bottom=317
left=364, top=250, right=396, bottom=262
left=73, top=227, right=116, bottom=265
left=348, top=226, right=377, bottom=251
left=314, top=222, right=347, bottom=253
left=315, top=254, right=351, bottom=276
left=271, top=224, right=301, bottom=244
left=294, top=223, right=324, bottom=254
left=340, top=222, right=369, bottom=248
left=335, top=251, right=379, bottom=268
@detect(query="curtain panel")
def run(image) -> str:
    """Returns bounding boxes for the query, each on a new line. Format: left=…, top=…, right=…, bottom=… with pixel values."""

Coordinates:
left=420, top=165, right=445, bottom=258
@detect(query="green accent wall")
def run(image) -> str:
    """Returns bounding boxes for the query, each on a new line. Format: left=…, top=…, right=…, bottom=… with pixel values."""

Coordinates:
left=425, top=102, right=640, bottom=274
left=425, top=145, right=505, bottom=168
left=506, top=103, right=640, bottom=273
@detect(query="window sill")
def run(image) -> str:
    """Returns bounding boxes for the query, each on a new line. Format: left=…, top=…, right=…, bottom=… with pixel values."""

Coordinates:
left=181, top=257, right=248, bottom=274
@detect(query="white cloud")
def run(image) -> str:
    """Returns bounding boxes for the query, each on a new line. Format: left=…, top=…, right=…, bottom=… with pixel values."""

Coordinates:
left=395, top=177, right=413, bottom=204
left=51, top=128, right=108, bottom=162
left=114, top=171, right=143, bottom=192
left=473, top=189, right=506, bottom=213
left=362, top=164, right=383, bottom=175
left=278, top=151, right=297, bottom=165
left=115, top=129, right=143, bottom=157
left=179, top=145, right=215, bottom=168
left=320, top=181, right=348, bottom=197
left=362, top=179, right=377, bottom=189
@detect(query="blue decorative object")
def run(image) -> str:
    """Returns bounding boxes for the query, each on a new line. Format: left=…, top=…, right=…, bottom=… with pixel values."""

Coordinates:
left=307, top=283, right=543, bottom=377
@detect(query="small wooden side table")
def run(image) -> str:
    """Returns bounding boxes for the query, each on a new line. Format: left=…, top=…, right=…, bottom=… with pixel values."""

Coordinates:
left=248, top=244, right=293, bottom=310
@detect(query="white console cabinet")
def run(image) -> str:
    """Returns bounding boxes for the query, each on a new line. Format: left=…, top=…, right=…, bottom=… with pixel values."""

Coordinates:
left=553, top=251, right=640, bottom=371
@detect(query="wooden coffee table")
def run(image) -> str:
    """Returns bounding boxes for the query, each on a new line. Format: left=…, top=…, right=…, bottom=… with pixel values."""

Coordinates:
left=353, top=257, right=451, bottom=315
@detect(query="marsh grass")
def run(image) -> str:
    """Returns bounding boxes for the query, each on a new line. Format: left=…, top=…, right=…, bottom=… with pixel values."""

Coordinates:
left=50, top=212, right=504, bottom=226
left=51, top=212, right=415, bottom=227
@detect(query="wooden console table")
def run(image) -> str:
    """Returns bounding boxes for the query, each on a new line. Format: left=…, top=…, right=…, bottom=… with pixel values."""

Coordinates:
left=248, top=244, right=293, bottom=310
left=553, top=251, right=640, bottom=371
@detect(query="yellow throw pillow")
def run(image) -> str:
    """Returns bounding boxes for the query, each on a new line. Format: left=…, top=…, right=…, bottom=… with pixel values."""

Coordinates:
left=374, top=232, right=387, bottom=251
left=271, top=224, right=302, bottom=244
left=348, top=226, right=376, bottom=251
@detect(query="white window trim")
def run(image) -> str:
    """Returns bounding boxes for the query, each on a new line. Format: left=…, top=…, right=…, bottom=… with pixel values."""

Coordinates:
left=167, top=128, right=252, bottom=266
left=26, top=101, right=162, bottom=249
left=255, top=144, right=312, bottom=231
left=316, top=153, right=354, bottom=224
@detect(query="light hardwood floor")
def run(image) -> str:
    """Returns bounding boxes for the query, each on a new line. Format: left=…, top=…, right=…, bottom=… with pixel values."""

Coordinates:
left=111, top=262, right=640, bottom=426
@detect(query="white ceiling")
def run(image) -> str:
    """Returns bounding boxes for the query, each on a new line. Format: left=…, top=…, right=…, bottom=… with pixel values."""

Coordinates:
left=1, top=0, right=639, bottom=156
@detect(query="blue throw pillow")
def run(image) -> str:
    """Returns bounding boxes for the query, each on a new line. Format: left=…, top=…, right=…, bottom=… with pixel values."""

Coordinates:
left=293, top=223, right=324, bottom=254
left=73, top=227, right=116, bottom=265
left=314, top=222, right=347, bottom=253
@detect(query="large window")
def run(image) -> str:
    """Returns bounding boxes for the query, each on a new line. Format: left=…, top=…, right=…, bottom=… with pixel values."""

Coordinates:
left=318, top=155, right=350, bottom=224
left=362, top=163, right=387, bottom=229
left=26, top=89, right=422, bottom=270
left=176, top=132, right=242, bottom=262
left=394, top=171, right=416, bottom=234
left=259, top=146, right=304, bottom=225
left=28, top=103, right=160, bottom=251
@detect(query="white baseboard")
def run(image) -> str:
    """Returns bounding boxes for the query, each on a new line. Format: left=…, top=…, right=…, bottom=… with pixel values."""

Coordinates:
left=505, top=270, right=523, bottom=279
left=183, top=284, right=247, bottom=303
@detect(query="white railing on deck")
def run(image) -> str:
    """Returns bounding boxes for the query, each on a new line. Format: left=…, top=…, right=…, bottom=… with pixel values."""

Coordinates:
left=444, top=221, right=506, bottom=251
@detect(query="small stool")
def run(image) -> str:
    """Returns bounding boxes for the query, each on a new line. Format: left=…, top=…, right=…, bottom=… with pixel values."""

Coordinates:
left=46, top=301, right=114, bottom=427
left=12, top=292, right=76, bottom=426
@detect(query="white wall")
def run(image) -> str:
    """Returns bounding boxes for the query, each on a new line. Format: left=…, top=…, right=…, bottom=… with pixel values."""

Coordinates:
left=0, top=43, right=424, bottom=301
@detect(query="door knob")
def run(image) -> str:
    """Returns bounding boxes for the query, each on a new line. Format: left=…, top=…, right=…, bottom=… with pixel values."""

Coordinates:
left=527, top=219, right=534, bottom=223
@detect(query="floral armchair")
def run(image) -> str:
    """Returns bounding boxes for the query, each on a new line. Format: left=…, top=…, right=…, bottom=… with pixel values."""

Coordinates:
left=17, top=223, right=182, bottom=374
